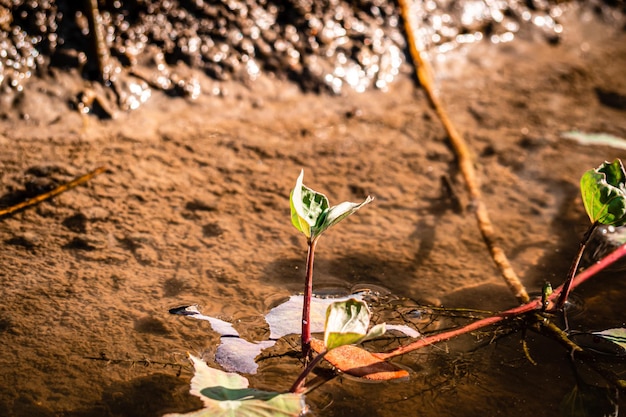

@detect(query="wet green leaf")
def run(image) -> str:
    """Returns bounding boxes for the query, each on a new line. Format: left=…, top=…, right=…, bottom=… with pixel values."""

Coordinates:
left=290, top=170, right=329, bottom=239
left=324, top=299, right=386, bottom=351
left=560, top=381, right=618, bottom=417
left=163, top=355, right=305, bottom=417
left=290, top=170, right=372, bottom=241
left=580, top=159, right=626, bottom=226
left=314, top=197, right=374, bottom=237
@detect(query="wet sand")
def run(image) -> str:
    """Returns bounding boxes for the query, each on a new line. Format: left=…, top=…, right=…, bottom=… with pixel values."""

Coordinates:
left=1, top=6, right=626, bottom=417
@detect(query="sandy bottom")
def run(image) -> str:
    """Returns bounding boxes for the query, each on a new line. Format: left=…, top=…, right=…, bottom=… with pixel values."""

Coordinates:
left=1, top=9, right=626, bottom=417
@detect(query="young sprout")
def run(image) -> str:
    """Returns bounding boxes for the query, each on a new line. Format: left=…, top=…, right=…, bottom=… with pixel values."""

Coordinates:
left=290, top=170, right=373, bottom=359
left=558, top=159, right=626, bottom=308
left=290, top=298, right=386, bottom=393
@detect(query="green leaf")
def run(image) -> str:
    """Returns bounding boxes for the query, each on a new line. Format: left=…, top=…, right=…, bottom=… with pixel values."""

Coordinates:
left=290, top=170, right=373, bottom=241
left=323, top=299, right=386, bottom=351
left=580, top=159, right=626, bottom=226
left=290, top=170, right=329, bottom=239
left=163, top=355, right=305, bottom=417
left=314, top=197, right=374, bottom=237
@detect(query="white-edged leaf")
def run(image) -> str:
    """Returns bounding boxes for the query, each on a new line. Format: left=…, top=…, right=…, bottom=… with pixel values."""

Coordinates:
left=323, top=299, right=386, bottom=350
left=265, top=294, right=364, bottom=339
left=163, top=355, right=306, bottom=417
left=290, top=170, right=329, bottom=239
left=562, top=131, right=626, bottom=151
left=592, top=328, right=626, bottom=354
left=317, top=196, right=373, bottom=236
left=216, top=338, right=276, bottom=375
left=169, top=305, right=239, bottom=337
left=385, top=324, right=421, bottom=338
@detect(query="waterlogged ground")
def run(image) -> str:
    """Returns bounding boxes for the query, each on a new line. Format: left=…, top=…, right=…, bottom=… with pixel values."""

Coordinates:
left=1, top=4, right=626, bottom=417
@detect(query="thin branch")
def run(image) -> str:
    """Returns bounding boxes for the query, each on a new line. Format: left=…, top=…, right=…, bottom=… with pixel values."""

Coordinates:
left=290, top=350, right=328, bottom=394
left=0, top=166, right=107, bottom=219
left=557, top=222, right=599, bottom=309
left=397, top=0, right=529, bottom=304
left=377, top=242, right=626, bottom=360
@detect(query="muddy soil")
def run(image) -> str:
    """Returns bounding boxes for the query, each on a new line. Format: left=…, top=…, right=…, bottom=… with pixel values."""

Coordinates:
left=1, top=4, right=626, bottom=417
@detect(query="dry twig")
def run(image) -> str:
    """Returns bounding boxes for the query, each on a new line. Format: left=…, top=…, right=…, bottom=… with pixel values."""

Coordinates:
left=397, top=0, right=530, bottom=304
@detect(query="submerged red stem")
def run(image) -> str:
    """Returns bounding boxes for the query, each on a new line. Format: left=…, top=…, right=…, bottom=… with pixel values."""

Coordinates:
left=379, top=242, right=626, bottom=360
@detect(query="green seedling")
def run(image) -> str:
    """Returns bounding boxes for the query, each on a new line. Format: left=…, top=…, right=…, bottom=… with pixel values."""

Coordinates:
left=165, top=161, right=626, bottom=417
left=558, top=159, right=626, bottom=308
left=290, top=298, right=386, bottom=393
left=290, top=170, right=373, bottom=358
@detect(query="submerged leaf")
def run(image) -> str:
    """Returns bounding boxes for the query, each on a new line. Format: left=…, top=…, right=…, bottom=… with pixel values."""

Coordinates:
left=310, top=339, right=409, bottom=381
left=163, top=355, right=306, bottom=417
left=580, top=159, right=626, bottom=226
left=216, top=338, right=276, bottom=374
left=560, top=381, right=618, bottom=417
left=169, top=305, right=275, bottom=374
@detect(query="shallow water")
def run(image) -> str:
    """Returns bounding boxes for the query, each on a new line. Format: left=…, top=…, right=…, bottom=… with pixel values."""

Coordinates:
left=0, top=1, right=626, bottom=417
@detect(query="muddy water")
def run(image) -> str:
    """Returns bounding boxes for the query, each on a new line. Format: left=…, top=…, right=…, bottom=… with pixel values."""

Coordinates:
left=1, top=2, right=626, bottom=417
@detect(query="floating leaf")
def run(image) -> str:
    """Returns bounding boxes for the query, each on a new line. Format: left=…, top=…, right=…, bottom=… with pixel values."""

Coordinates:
left=385, top=324, right=420, bottom=338
left=324, top=299, right=386, bottom=350
left=169, top=305, right=275, bottom=374
left=580, top=159, right=626, bottom=226
left=163, top=355, right=306, bottom=417
left=561, top=131, right=626, bottom=151
left=265, top=294, right=364, bottom=340
left=560, top=381, right=618, bottom=417
left=169, top=305, right=239, bottom=337
left=216, top=338, right=276, bottom=375
left=310, top=339, right=409, bottom=381
left=290, top=170, right=372, bottom=241
left=591, top=328, right=626, bottom=355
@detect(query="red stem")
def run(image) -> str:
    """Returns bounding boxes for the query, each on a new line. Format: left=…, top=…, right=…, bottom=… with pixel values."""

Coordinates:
left=378, top=242, right=626, bottom=360
left=290, top=350, right=328, bottom=393
left=301, top=239, right=318, bottom=359
left=556, top=222, right=598, bottom=309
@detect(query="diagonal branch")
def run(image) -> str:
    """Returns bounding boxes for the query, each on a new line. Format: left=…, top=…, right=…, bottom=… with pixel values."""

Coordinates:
left=397, top=0, right=529, bottom=304
left=377, top=242, right=626, bottom=360
left=0, top=166, right=107, bottom=219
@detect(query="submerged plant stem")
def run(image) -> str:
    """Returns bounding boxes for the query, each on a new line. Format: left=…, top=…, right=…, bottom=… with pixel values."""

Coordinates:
left=301, top=238, right=318, bottom=359
left=556, top=222, right=599, bottom=309
left=290, top=350, right=328, bottom=394
left=378, top=242, right=626, bottom=360
left=397, top=0, right=529, bottom=304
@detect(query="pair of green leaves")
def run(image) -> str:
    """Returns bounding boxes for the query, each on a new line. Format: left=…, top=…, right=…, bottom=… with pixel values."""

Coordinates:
left=581, top=159, right=626, bottom=226
left=290, top=170, right=373, bottom=241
